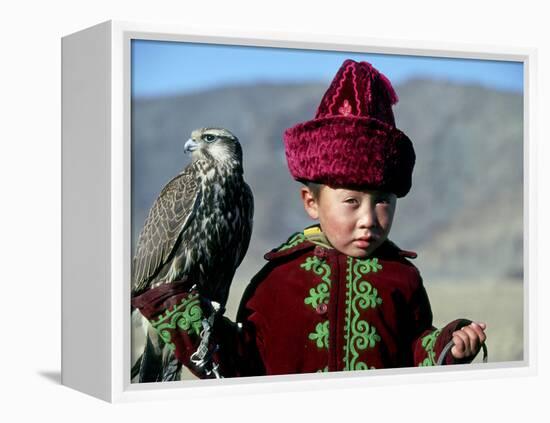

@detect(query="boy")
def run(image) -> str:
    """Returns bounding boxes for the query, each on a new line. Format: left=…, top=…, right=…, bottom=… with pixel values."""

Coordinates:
left=132, top=59, right=486, bottom=379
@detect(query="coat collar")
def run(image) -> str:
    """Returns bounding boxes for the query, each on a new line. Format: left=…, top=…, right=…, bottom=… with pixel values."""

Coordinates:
left=264, top=225, right=417, bottom=261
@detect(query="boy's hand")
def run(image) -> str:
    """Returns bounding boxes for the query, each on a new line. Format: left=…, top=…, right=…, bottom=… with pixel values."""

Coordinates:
left=451, top=322, right=487, bottom=360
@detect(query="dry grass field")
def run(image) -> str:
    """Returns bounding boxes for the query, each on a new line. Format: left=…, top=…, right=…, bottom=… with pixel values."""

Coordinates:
left=427, top=279, right=524, bottom=363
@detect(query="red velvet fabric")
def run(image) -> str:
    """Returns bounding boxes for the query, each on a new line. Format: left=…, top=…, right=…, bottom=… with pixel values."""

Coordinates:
left=283, top=59, right=415, bottom=198
left=314, top=60, right=398, bottom=123
left=284, top=117, right=415, bottom=197
left=132, top=234, right=473, bottom=378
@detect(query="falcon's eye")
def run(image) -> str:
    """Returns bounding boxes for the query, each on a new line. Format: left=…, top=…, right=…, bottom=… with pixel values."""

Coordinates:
left=203, top=134, right=216, bottom=143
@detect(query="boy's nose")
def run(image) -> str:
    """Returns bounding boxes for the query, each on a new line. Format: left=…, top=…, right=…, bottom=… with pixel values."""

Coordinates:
left=357, top=207, right=377, bottom=228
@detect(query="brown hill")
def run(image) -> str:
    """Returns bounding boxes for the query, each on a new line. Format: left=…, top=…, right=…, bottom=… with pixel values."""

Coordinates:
left=131, top=79, right=523, bottom=288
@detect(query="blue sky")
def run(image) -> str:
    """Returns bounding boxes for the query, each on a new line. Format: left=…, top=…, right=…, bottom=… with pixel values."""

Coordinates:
left=132, top=39, right=524, bottom=98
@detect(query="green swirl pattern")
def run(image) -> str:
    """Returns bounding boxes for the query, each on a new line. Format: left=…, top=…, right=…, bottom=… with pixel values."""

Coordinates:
left=309, top=321, right=329, bottom=349
left=279, top=232, right=307, bottom=251
left=150, top=292, right=203, bottom=351
left=302, top=256, right=332, bottom=309
left=419, top=329, right=441, bottom=366
left=343, top=257, right=383, bottom=370
left=301, top=255, right=332, bottom=352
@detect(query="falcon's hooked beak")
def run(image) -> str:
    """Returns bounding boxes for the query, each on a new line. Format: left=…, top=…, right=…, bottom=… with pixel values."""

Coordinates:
left=184, top=138, right=198, bottom=154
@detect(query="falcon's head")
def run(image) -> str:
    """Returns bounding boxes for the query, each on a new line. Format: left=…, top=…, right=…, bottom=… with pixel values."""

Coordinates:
left=184, top=128, right=243, bottom=166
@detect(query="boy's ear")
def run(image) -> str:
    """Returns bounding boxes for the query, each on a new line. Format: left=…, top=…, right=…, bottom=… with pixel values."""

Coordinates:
left=301, top=187, right=319, bottom=220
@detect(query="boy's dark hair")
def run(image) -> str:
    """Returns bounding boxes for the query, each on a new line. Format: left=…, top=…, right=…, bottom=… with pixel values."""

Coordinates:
left=303, top=182, right=322, bottom=200
left=304, top=182, right=398, bottom=200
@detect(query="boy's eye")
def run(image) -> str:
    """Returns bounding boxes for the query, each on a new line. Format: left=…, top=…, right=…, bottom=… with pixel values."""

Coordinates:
left=344, top=198, right=358, bottom=205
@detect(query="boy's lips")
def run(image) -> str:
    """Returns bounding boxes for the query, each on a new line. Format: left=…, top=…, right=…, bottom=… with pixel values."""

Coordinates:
left=353, top=235, right=377, bottom=248
left=356, top=234, right=376, bottom=242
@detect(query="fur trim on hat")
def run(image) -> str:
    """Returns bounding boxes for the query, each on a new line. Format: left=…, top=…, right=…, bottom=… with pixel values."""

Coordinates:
left=284, top=116, right=415, bottom=197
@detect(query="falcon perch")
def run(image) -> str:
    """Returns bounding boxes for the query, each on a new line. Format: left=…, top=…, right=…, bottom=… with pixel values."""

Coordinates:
left=132, top=127, right=254, bottom=381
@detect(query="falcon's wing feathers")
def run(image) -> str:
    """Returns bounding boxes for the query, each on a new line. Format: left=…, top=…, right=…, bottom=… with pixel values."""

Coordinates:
left=234, top=182, right=254, bottom=270
left=132, top=167, right=201, bottom=293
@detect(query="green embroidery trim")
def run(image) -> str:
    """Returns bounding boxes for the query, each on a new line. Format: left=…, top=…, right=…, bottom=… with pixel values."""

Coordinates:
left=343, top=257, right=383, bottom=370
left=308, top=321, right=329, bottom=349
left=302, top=256, right=332, bottom=309
left=278, top=232, right=307, bottom=251
left=316, top=366, right=329, bottom=373
left=150, top=292, right=203, bottom=351
left=300, top=255, right=332, bottom=350
left=419, top=329, right=442, bottom=366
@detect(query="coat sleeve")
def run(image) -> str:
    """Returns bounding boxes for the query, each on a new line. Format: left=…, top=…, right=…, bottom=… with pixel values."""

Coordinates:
left=131, top=280, right=266, bottom=379
left=408, top=276, right=475, bottom=366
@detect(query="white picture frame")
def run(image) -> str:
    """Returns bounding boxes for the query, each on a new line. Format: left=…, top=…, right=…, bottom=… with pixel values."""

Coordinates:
left=61, top=20, right=536, bottom=403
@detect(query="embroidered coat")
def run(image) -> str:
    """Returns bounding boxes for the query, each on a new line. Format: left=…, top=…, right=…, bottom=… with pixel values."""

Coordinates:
left=132, top=229, right=474, bottom=378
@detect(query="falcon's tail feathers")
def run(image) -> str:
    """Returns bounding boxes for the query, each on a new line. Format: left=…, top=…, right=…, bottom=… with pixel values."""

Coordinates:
left=136, top=330, right=164, bottom=383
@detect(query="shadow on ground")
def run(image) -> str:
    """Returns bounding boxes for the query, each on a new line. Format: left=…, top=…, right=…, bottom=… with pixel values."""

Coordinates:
left=38, top=370, right=61, bottom=384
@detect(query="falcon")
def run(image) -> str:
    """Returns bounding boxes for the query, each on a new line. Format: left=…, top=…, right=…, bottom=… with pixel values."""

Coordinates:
left=131, top=127, right=254, bottom=381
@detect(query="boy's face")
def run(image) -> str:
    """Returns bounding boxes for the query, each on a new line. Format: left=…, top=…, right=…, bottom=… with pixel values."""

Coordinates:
left=301, top=185, right=397, bottom=258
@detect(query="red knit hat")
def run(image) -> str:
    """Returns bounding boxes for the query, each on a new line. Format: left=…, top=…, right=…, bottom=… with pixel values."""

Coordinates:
left=283, top=59, right=415, bottom=197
